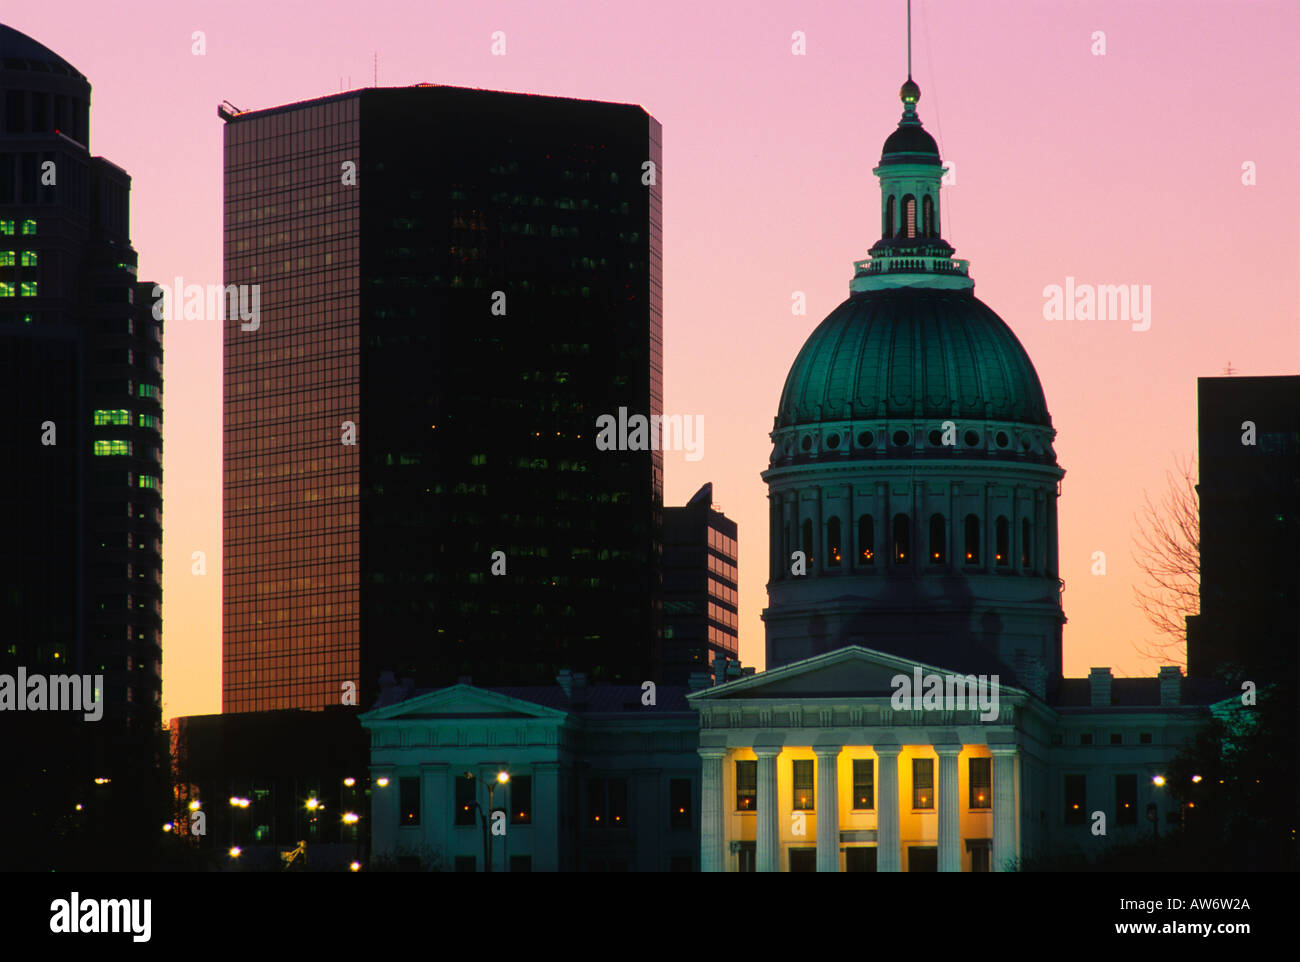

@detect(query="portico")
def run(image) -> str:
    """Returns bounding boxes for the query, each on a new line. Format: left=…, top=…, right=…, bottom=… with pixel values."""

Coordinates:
left=689, top=646, right=1026, bottom=872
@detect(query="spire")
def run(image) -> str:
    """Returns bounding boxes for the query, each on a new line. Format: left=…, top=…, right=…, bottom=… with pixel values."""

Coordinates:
left=850, top=2, right=972, bottom=293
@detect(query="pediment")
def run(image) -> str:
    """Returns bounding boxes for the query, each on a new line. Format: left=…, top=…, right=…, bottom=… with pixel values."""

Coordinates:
left=689, top=645, right=1013, bottom=701
left=362, top=684, right=568, bottom=722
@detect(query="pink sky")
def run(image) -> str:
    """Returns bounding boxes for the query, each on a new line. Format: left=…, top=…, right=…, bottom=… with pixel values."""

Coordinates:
left=12, top=1, right=1297, bottom=721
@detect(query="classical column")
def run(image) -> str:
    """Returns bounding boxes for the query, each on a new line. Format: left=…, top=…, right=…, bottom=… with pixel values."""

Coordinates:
left=936, top=745, right=962, bottom=871
left=698, top=748, right=727, bottom=872
left=421, top=762, right=450, bottom=859
left=991, top=747, right=1020, bottom=872
left=875, top=746, right=901, bottom=872
left=756, top=748, right=781, bottom=872
left=531, top=761, right=561, bottom=872
left=371, top=766, right=396, bottom=859
left=814, top=746, right=841, bottom=872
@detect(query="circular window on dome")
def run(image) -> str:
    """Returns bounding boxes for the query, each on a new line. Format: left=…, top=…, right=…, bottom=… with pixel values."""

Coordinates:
left=857, top=430, right=875, bottom=448
left=996, top=431, right=1010, bottom=448
left=801, top=435, right=813, bottom=452
left=928, top=429, right=943, bottom=446
left=892, top=430, right=910, bottom=447
left=826, top=433, right=841, bottom=450
left=964, top=430, right=981, bottom=447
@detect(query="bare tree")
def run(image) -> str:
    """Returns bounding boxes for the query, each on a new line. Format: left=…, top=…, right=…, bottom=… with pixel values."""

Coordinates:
left=1130, top=454, right=1199, bottom=669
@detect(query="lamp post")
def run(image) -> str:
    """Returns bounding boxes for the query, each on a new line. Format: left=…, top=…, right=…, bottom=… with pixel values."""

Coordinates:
left=463, top=770, right=509, bottom=872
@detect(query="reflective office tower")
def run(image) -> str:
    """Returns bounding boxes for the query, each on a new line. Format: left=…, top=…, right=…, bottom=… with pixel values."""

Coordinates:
left=0, top=24, right=165, bottom=868
left=222, top=86, right=663, bottom=713
left=664, top=483, right=738, bottom=683
left=763, top=76, right=1065, bottom=695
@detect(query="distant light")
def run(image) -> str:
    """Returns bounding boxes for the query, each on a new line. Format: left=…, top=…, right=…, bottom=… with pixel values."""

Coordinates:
left=342, top=812, right=360, bottom=824
left=306, top=797, right=320, bottom=811
left=343, top=777, right=356, bottom=787
left=189, top=800, right=202, bottom=811
left=239, top=798, right=250, bottom=808
left=230, top=797, right=241, bottom=807
left=1192, top=775, right=1202, bottom=783
left=229, top=846, right=241, bottom=858
left=350, top=861, right=362, bottom=872
left=93, top=777, right=111, bottom=785
left=162, top=823, right=173, bottom=832
left=1153, top=775, right=1166, bottom=786
left=497, top=771, right=510, bottom=784
left=376, top=777, right=390, bottom=787
left=75, top=803, right=83, bottom=811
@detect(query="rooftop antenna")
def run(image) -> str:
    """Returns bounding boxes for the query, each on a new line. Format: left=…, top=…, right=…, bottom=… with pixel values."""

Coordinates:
left=907, top=0, right=913, bottom=78
left=1223, top=362, right=1237, bottom=375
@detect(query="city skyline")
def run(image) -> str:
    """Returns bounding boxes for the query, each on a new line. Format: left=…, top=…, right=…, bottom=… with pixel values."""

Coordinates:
left=5, top=0, right=1295, bottom=721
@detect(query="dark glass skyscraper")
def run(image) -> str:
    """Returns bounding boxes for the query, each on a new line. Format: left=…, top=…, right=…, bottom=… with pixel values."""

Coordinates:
left=1186, top=375, right=1299, bottom=679
left=664, top=483, right=738, bottom=683
left=222, top=85, right=663, bottom=713
left=0, top=24, right=166, bottom=868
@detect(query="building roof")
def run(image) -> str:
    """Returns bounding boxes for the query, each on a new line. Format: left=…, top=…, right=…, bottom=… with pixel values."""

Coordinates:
left=0, top=24, right=86, bottom=79
left=775, top=287, right=1052, bottom=428
left=370, top=681, right=695, bottom=714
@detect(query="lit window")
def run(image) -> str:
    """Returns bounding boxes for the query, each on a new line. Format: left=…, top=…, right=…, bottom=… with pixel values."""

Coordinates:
left=0, top=282, right=14, bottom=297
left=827, top=517, right=842, bottom=567
left=93, top=440, right=131, bottom=456
left=94, top=410, right=130, bottom=426
left=137, top=475, right=159, bottom=490
left=21, top=219, right=36, bottom=235
left=1064, top=774, right=1086, bottom=824
left=965, top=515, right=980, bottom=564
left=138, top=413, right=160, bottom=430
left=0, top=221, right=12, bottom=235
left=929, top=514, right=946, bottom=563
left=893, top=514, right=909, bottom=563
left=1116, top=774, right=1137, bottom=826
left=969, top=757, right=991, bottom=809
left=138, top=384, right=160, bottom=399
left=0, top=251, right=13, bottom=266
left=20, top=251, right=36, bottom=267
left=792, top=760, right=815, bottom=811
left=853, top=759, right=874, bottom=810
left=20, top=281, right=37, bottom=296
left=736, top=760, right=756, bottom=811
left=858, top=515, right=874, bottom=564
left=912, top=758, right=934, bottom=809
left=510, top=775, right=532, bottom=825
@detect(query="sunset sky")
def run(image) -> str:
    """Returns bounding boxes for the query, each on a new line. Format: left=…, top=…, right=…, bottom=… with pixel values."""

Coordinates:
left=10, top=0, right=1296, bottom=721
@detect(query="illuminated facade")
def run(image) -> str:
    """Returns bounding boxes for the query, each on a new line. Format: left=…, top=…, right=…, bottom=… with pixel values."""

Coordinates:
left=222, top=86, right=664, bottom=713
left=702, top=71, right=1228, bottom=873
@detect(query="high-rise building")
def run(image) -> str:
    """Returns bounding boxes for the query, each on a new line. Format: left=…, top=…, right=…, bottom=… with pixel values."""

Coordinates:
left=1186, top=375, right=1299, bottom=679
left=221, top=86, right=663, bottom=713
left=0, top=24, right=166, bottom=868
left=664, top=482, right=738, bottom=683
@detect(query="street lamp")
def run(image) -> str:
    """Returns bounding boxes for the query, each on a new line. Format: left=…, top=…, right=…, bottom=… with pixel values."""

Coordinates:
left=463, top=770, right=510, bottom=872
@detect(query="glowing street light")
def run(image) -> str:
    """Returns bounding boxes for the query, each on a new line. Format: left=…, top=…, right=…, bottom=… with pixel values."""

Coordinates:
left=342, top=812, right=360, bottom=825
left=343, top=777, right=356, bottom=787
left=1191, top=774, right=1203, bottom=784
left=306, top=797, right=320, bottom=811
left=229, top=846, right=241, bottom=858
left=376, top=777, right=390, bottom=788
left=349, top=861, right=362, bottom=872
left=1152, top=775, right=1166, bottom=787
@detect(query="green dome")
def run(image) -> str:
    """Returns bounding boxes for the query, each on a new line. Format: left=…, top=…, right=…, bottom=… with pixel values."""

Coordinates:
left=776, top=287, right=1051, bottom=428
